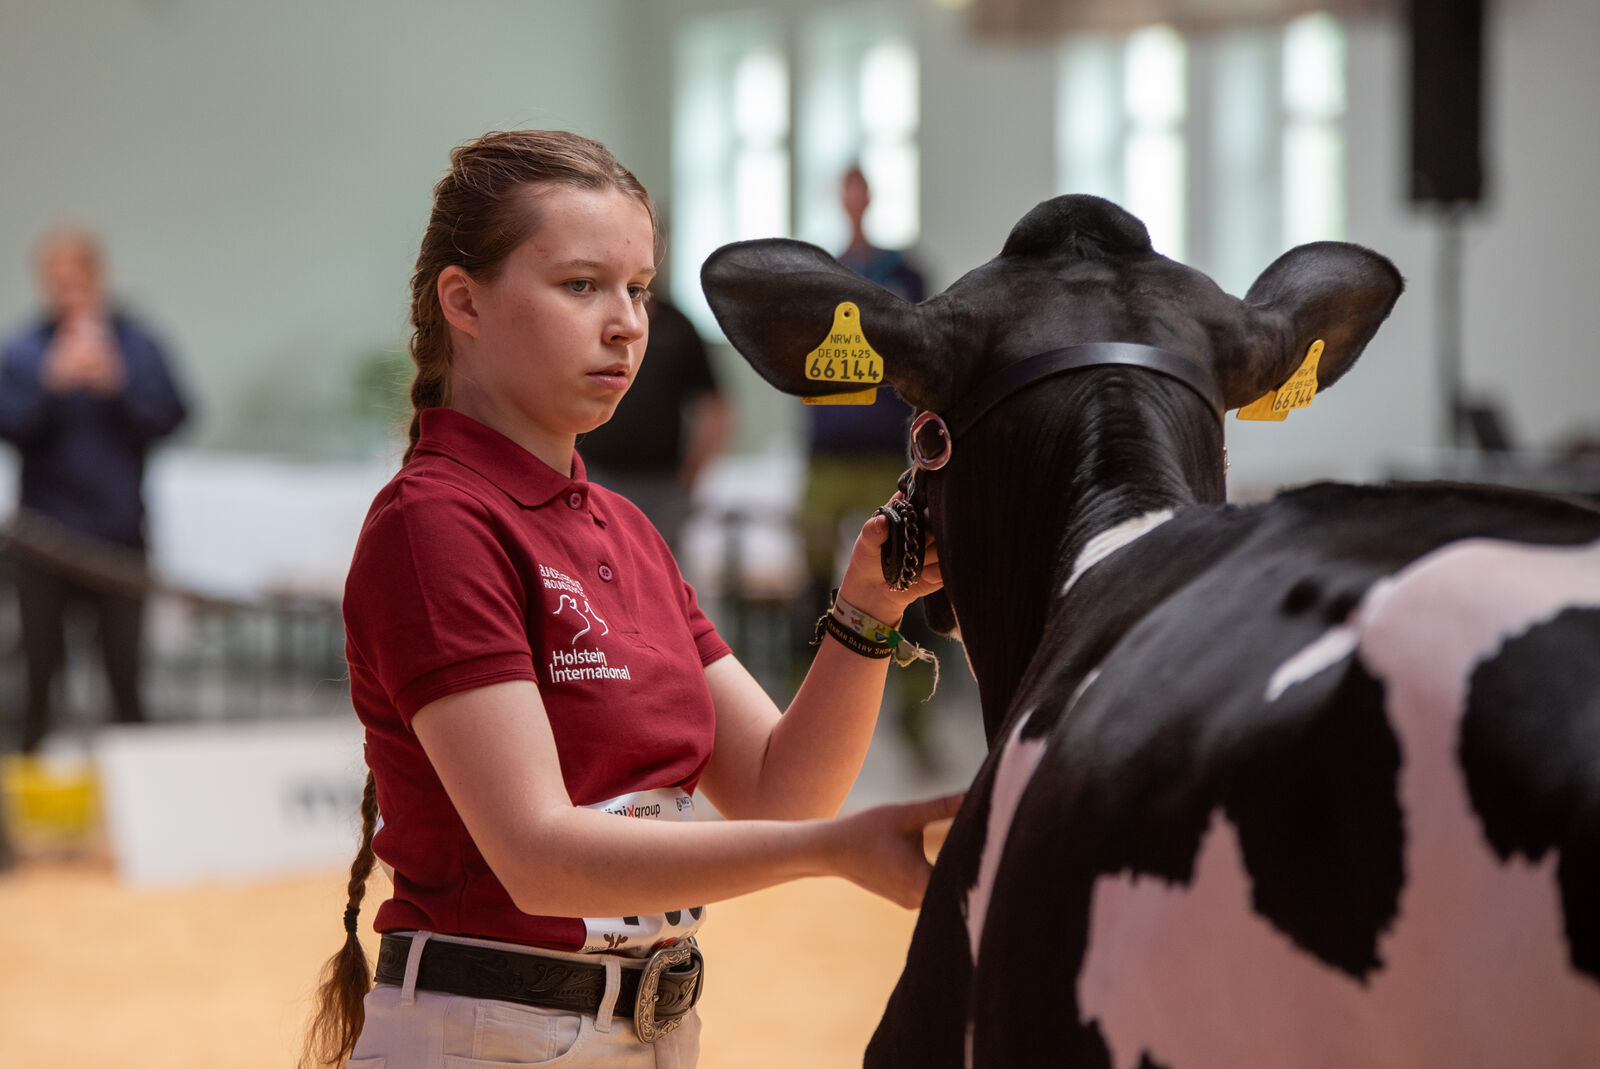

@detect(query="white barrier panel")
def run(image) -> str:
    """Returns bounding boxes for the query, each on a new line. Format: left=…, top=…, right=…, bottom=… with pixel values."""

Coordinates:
left=96, top=718, right=367, bottom=886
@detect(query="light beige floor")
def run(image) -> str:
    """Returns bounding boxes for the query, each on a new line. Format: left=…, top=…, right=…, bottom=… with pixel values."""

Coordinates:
left=0, top=855, right=923, bottom=1069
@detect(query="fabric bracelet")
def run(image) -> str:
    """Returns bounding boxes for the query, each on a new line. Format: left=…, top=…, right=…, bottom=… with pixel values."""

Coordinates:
left=830, top=594, right=903, bottom=646
left=826, top=591, right=942, bottom=692
left=810, top=590, right=942, bottom=694
left=818, top=612, right=895, bottom=658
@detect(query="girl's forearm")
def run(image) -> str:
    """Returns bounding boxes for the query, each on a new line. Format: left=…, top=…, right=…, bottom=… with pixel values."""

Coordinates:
left=753, top=635, right=895, bottom=815
left=491, top=805, right=837, bottom=918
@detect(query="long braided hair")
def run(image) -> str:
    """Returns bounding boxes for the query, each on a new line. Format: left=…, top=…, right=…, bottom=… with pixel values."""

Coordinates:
left=300, top=129, right=654, bottom=1069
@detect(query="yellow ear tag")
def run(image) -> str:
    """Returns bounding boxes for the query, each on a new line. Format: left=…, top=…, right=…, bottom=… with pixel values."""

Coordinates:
left=801, top=301, right=884, bottom=406
left=1237, top=339, right=1324, bottom=422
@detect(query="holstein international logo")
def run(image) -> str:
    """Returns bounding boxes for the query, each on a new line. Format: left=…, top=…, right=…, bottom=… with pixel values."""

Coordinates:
left=540, top=563, right=629, bottom=683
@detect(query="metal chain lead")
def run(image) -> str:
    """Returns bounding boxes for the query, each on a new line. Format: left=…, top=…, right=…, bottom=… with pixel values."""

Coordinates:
left=877, top=487, right=924, bottom=592
left=893, top=496, right=923, bottom=591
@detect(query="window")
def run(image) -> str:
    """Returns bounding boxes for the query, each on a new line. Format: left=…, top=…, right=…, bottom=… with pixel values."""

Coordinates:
left=673, top=10, right=921, bottom=332
left=1282, top=13, right=1346, bottom=247
left=856, top=39, right=920, bottom=249
left=796, top=12, right=919, bottom=254
left=732, top=49, right=792, bottom=242
left=1059, top=26, right=1187, bottom=260
left=1123, top=25, right=1188, bottom=260
left=672, top=15, right=790, bottom=334
left=1058, top=14, right=1346, bottom=291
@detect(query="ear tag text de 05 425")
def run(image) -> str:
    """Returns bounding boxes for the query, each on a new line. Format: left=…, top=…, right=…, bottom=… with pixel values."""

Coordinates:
left=802, top=301, right=884, bottom=406
left=1237, top=339, right=1324, bottom=422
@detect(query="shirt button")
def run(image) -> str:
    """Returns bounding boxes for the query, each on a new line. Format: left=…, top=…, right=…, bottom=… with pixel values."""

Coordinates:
left=567, top=492, right=583, bottom=509
left=597, top=563, right=615, bottom=582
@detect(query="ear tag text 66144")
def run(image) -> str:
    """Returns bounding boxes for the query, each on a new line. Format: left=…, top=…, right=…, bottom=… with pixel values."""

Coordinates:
left=1237, top=339, right=1324, bottom=422
left=802, top=301, right=884, bottom=406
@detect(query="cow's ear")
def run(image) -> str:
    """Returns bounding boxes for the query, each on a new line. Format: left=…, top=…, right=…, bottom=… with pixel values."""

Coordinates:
left=700, top=239, right=948, bottom=410
left=1221, top=241, right=1404, bottom=411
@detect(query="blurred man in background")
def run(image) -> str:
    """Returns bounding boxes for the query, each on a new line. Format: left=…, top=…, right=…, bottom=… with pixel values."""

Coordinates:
left=801, top=166, right=943, bottom=769
left=580, top=280, right=730, bottom=554
left=0, top=227, right=188, bottom=753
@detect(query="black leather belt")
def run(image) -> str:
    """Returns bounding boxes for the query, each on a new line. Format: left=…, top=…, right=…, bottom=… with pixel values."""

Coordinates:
left=374, top=932, right=704, bottom=1042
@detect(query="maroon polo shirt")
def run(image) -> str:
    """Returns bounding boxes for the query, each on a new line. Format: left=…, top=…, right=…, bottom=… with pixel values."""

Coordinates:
left=344, top=407, right=730, bottom=950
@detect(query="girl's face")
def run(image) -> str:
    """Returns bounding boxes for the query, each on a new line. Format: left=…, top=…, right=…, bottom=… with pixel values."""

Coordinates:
left=448, top=184, right=655, bottom=469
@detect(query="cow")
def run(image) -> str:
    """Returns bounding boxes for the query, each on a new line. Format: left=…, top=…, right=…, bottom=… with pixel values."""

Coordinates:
left=700, top=194, right=1600, bottom=1068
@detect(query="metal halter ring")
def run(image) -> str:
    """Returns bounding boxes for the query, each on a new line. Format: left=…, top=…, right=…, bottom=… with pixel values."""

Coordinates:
left=909, top=412, right=952, bottom=471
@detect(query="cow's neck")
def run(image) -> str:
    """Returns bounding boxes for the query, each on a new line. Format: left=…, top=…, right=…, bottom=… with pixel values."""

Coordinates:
left=941, top=388, right=1223, bottom=744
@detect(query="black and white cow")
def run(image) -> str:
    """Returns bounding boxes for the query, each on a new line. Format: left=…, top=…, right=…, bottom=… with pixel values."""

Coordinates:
left=701, top=195, right=1600, bottom=1068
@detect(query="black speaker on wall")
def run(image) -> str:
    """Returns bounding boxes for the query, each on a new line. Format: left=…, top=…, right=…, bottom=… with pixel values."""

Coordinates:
left=1409, top=0, right=1486, bottom=204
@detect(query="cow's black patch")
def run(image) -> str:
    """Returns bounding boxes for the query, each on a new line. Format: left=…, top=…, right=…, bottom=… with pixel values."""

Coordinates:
left=866, top=752, right=997, bottom=1069
left=1221, top=659, right=1400, bottom=976
left=1460, top=607, right=1600, bottom=980
left=1323, top=589, right=1362, bottom=624
left=1281, top=578, right=1319, bottom=615
left=962, top=586, right=1404, bottom=1065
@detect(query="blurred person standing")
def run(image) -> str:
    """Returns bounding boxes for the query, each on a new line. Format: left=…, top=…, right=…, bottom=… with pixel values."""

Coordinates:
left=579, top=287, right=729, bottom=553
left=0, top=227, right=188, bottom=753
left=801, top=166, right=941, bottom=767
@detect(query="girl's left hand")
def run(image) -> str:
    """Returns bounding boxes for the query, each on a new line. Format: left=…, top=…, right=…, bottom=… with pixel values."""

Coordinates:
left=833, top=493, right=943, bottom=626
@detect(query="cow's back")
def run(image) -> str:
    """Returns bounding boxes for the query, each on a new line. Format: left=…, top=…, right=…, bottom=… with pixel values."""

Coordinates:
left=925, top=483, right=1600, bottom=1068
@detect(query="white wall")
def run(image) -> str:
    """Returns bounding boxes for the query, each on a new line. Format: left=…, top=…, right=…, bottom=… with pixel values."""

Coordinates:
left=1229, top=0, right=1600, bottom=491
left=1474, top=0, right=1600, bottom=455
left=915, top=7, right=1063, bottom=292
left=0, top=0, right=651, bottom=454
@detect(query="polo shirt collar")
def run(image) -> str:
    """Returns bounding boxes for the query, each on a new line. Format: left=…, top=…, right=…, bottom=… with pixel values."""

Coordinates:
left=413, top=408, right=601, bottom=518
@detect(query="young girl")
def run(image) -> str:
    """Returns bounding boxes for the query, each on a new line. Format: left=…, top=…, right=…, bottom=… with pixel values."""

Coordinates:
left=302, top=129, right=958, bottom=1069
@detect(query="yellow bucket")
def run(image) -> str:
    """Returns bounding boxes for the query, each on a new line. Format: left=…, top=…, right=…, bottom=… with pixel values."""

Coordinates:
left=1, top=754, right=100, bottom=848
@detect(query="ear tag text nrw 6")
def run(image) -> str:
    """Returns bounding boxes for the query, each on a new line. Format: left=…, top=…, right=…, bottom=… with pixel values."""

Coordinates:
left=802, top=301, right=884, bottom=406
left=1237, top=338, right=1324, bottom=422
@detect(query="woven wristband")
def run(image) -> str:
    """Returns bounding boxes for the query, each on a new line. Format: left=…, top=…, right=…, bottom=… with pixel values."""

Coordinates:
left=830, top=595, right=902, bottom=645
left=819, top=612, right=895, bottom=658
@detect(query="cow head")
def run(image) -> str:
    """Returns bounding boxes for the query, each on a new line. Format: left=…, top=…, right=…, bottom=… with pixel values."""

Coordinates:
left=703, top=195, right=1400, bottom=417
left=702, top=195, right=1403, bottom=730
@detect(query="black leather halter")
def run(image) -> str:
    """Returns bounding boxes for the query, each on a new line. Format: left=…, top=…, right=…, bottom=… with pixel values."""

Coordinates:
left=908, top=341, right=1225, bottom=472
left=878, top=342, right=1224, bottom=590
left=944, top=341, right=1224, bottom=440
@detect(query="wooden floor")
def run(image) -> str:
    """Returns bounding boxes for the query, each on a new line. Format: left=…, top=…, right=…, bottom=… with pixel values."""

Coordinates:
left=0, top=853, right=922, bottom=1069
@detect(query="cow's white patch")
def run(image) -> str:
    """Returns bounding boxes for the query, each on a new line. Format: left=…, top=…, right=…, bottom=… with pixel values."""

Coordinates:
left=1061, top=509, right=1175, bottom=599
left=961, top=707, right=1049, bottom=1069
left=1068, top=667, right=1102, bottom=712
left=1264, top=624, right=1359, bottom=702
left=965, top=709, right=1047, bottom=966
left=1078, top=535, right=1600, bottom=1068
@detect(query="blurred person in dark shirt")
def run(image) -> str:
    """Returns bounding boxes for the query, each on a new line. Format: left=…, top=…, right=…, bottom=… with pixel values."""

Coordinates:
left=0, top=227, right=188, bottom=753
left=801, top=166, right=945, bottom=769
left=580, top=293, right=728, bottom=553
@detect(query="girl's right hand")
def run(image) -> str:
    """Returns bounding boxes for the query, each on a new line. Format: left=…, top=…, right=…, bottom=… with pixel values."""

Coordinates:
left=828, top=792, right=965, bottom=908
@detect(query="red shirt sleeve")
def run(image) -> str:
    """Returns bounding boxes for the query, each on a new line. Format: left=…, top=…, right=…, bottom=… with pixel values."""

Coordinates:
left=681, top=571, right=732, bottom=668
left=344, top=479, right=539, bottom=725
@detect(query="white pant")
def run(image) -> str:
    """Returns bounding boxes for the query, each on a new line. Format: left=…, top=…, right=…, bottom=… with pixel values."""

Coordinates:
left=347, top=932, right=701, bottom=1069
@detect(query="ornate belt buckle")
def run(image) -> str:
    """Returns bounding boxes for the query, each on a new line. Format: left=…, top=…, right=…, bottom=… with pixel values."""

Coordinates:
left=634, top=943, right=699, bottom=1043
